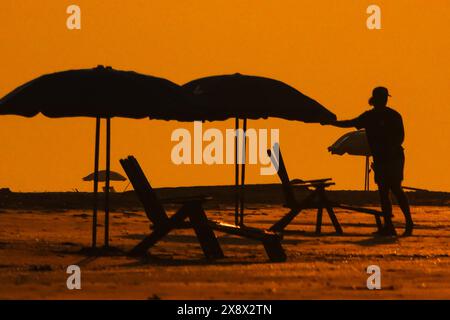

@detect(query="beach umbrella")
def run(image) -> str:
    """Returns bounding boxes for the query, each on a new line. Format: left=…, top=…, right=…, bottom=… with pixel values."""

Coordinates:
left=83, top=170, right=126, bottom=182
left=0, top=66, right=191, bottom=118
left=183, top=73, right=336, bottom=226
left=0, top=65, right=195, bottom=249
left=328, top=129, right=372, bottom=190
left=183, top=73, right=335, bottom=122
left=83, top=170, right=127, bottom=193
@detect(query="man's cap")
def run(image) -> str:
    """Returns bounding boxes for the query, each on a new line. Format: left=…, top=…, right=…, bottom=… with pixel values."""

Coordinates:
left=372, top=86, right=391, bottom=98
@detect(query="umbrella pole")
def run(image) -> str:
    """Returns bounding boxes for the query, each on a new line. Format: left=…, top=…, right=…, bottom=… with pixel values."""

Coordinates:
left=91, top=117, right=101, bottom=248
left=234, top=117, right=240, bottom=226
left=239, top=118, right=247, bottom=226
left=365, top=156, right=369, bottom=191
left=104, top=118, right=111, bottom=248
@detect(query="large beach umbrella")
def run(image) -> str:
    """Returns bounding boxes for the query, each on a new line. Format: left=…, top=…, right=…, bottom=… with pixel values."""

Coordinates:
left=183, top=73, right=335, bottom=122
left=183, top=73, right=336, bottom=226
left=328, top=129, right=372, bottom=190
left=0, top=66, right=191, bottom=118
left=0, top=65, right=195, bottom=249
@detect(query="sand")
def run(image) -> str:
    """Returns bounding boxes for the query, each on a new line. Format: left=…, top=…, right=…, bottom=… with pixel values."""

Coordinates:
left=0, top=205, right=449, bottom=299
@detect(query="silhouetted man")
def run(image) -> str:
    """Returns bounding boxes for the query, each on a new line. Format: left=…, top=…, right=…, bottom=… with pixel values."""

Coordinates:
left=326, top=87, right=414, bottom=236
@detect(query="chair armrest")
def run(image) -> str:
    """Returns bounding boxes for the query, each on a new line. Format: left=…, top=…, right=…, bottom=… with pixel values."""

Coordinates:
left=290, top=178, right=333, bottom=185
left=306, top=182, right=335, bottom=188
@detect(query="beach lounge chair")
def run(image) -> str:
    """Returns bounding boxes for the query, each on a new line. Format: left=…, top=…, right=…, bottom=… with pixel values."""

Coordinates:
left=120, top=156, right=286, bottom=262
left=120, top=156, right=224, bottom=259
left=267, top=146, right=343, bottom=234
left=267, top=145, right=384, bottom=234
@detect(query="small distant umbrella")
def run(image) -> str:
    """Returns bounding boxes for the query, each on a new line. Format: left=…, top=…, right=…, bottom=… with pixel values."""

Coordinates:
left=0, top=65, right=195, bottom=249
left=183, top=73, right=337, bottom=226
left=328, top=130, right=372, bottom=190
left=83, top=170, right=126, bottom=182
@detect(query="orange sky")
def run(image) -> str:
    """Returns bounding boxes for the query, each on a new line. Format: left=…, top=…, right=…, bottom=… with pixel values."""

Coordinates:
left=0, top=0, right=449, bottom=192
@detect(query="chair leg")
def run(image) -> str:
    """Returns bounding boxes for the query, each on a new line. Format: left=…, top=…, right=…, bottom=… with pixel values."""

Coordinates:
left=325, top=205, right=343, bottom=235
left=374, top=215, right=383, bottom=232
left=315, top=206, right=323, bottom=234
left=269, top=193, right=316, bottom=232
left=269, top=207, right=300, bottom=232
left=262, top=236, right=287, bottom=262
left=128, top=225, right=170, bottom=257
left=317, top=189, right=343, bottom=235
left=187, top=203, right=224, bottom=260
left=128, top=207, right=189, bottom=257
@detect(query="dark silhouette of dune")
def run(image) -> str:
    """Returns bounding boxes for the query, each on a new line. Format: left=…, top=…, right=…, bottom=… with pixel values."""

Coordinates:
left=0, top=184, right=448, bottom=210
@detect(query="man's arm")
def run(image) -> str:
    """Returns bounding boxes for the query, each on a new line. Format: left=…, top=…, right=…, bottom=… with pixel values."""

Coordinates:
left=322, top=117, right=361, bottom=128
left=331, top=118, right=360, bottom=128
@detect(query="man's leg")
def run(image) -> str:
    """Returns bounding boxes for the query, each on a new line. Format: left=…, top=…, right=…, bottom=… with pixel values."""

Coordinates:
left=391, top=183, right=414, bottom=236
left=377, top=182, right=396, bottom=235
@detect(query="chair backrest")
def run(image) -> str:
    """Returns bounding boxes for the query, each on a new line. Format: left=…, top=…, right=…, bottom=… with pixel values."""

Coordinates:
left=120, top=156, right=169, bottom=227
left=267, top=144, right=298, bottom=208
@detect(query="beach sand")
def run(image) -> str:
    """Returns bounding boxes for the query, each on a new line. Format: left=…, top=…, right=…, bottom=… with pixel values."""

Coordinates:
left=0, top=205, right=449, bottom=299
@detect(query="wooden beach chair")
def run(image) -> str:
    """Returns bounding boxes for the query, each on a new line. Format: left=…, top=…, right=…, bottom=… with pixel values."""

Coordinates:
left=120, top=156, right=224, bottom=259
left=120, top=156, right=286, bottom=262
left=267, top=145, right=383, bottom=234
left=267, top=146, right=343, bottom=234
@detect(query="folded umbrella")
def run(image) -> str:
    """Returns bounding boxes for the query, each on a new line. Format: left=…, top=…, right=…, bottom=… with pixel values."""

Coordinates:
left=328, top=129, right=371, bottom=156
left=328, top=130, right=372, bottom=190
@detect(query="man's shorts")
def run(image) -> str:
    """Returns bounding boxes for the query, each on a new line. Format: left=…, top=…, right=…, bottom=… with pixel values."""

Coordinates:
left=373, top=154, right=405, bottom=187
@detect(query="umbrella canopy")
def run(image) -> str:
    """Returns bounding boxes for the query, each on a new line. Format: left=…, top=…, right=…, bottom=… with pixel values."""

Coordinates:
left=0, top=65, right=194, bottom=119
left=328, top=130, right=371, bottom=156
left=182, top=73, right=336, bottom=122
left=83, top=170, right=126, bottom=182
